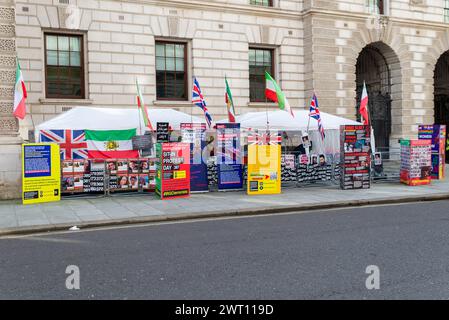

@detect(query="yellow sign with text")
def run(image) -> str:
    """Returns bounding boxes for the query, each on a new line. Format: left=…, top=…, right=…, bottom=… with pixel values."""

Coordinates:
left=22, top=143, right=61, bottom=205
left=247, top=145, right=281, bottom=195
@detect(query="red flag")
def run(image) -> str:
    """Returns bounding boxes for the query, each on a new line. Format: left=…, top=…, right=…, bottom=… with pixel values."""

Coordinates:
left=360, top=81, right=369, bottom=125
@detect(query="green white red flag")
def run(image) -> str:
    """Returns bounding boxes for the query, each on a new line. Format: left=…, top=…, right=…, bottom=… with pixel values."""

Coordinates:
left=136, top=79, right=153, bottom=131
left=265, top=71, right=294, bottom=118
left=225, top=77, right=236, bottom=123
left=360, top=81, right=369, bottom=125
left=85, top=129, right=139, bottom=159
left=13, top=58, right=27, bottom=120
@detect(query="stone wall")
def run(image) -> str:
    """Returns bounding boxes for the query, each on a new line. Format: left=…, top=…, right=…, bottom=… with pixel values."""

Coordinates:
left=0, top=0, right=21, bottom=200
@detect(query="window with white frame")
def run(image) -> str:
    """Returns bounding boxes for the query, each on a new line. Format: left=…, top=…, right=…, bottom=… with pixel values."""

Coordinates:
left=445, top=0, right=449, bottom=23
left=367, top=0, right=386, bottom=15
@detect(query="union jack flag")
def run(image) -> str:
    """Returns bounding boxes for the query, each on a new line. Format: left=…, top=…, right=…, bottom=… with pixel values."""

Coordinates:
left=39, top=129, right=88, bottom=160
left=192, top=77, right=213, bottom=128
left=248, top=130, right=282, bottom=146
left=309, top=93, right=325, bottom=141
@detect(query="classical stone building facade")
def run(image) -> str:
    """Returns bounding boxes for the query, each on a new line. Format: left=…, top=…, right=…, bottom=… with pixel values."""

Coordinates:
left=2, top=0, right=449, bottom=198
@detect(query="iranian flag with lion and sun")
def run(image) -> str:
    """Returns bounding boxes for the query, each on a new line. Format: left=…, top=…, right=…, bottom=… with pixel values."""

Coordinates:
left=85, top=129, right=139, bottom=159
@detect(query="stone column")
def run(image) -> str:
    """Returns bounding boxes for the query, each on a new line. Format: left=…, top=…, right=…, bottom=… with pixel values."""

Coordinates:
left=0, top=0, right=22, bottom=200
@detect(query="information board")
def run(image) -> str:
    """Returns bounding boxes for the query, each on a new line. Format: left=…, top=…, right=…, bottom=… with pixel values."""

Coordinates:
left=418, top=125, right=446, bottom=180
left=247, top=131, right=281, bottom=195
left=340, top=125, right=371, bottom=190
left=22, top=143, right=61, bottom=205
left=155, top=143, right=190, bottom=200
left=216, top=123, right=243, bottom=190
left=157, top=122, right=170, bottom=143
left=400, top=139, right=432, bottom=186
left=181, top=123, right=208, bottom=192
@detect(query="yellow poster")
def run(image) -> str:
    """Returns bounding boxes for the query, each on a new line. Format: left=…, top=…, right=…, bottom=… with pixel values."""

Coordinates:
left=22, top=143, right=61, bottom=205
left=247, top=144, right=281, bottom=195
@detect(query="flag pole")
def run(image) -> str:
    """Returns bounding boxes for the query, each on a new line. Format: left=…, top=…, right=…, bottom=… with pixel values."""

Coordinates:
left=136, top=77, right=143, bottom=136
left=306, top=92, right=312, bottom=136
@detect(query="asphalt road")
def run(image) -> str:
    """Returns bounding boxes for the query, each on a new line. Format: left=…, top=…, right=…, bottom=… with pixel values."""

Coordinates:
left=2, top=200, right=449, bottom=300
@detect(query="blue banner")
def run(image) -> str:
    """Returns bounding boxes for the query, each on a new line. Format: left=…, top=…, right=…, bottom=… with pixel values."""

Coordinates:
left=181, top=123, right=209, bottom=192
left=216, top=123, right=243, bottom=190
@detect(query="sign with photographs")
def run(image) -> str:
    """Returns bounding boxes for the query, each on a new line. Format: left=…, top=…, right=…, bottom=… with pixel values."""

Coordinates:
left=247, top=131, right=281, bottom=195
left=62, top=159, right=105, bottom=194
left=418, top=125, right=446, bottom=180
left=155, top=143, right=191, bottom=200
left=107, top=158, right=156, bottom=192
left=340, top=125, right=371, bottom=190
left=22, top=143, right=61, bottom=205
left=181, top=123, right=208, bottom=192
left=400, top=139, right=432, bottom=186
left=216, top=123, right=243, bottom=190
left=281, top=154, right=297, bottom=182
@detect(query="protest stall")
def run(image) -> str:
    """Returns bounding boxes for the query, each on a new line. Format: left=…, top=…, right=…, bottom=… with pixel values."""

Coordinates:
left=36, top=107, right=204, bottom=198
left=217, top=110, right=362, bottom=187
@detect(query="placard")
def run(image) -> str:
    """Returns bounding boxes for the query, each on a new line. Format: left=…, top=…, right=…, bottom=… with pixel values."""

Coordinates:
left=340, top=125, right=371, bottom=190
left=216, top=123, right=243, bottom=190
left=181, top=123, right=208, bottom=192
left=418, top=125, right=446, bottom=180
left=247, top=131, right=281, bottom=195
left=157, top=122, right=170, bottom=143
left=400, top=139, right=432, bottom=186
left=22, top=143, right=61, bottom=205
left=155, top=142, right=191, bottom=200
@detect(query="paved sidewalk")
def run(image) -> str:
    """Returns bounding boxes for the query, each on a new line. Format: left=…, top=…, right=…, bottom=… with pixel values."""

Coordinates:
left=1, top=179, right=449, bottom=236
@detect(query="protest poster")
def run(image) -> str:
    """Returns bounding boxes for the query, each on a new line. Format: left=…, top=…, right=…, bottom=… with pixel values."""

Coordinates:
left=247, top=130, right=281, bottom=195
left=155, top=142, right=191, bottom=199
left=400, top=139, right=432, bottom=186
left=418, top=125, right=446, bottom=180
left=181, top=123, right=208, bottom=192
left=340, top=125, right=371, bottom=190
left=216, top=123, right=243, bottom=190
left=22, top=143, right=61, bottom=205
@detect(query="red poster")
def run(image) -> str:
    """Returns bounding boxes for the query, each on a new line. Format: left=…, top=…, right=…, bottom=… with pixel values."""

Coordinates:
left=156, top=143, right=191, bottom=200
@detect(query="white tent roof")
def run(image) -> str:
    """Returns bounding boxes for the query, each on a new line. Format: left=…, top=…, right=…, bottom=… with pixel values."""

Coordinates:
left=218, top=110, right=361, bottom=130
left=35, top=107, right=205, bottom=136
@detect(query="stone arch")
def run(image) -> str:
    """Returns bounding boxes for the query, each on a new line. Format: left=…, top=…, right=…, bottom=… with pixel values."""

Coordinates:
left=433, top=50, right=449, bottom=162
left=355, top=41, right=401, bottom=151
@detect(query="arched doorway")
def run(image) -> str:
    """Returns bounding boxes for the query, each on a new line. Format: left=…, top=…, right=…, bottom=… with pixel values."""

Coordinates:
left=434, top=51, right=449, bottom=163
left=355, top=42, right=400, bottom=152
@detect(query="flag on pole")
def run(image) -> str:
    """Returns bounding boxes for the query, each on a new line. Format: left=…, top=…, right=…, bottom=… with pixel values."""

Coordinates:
left=360, top=81, right=369, bottom=125
left=192, top=77, right=213, bottom=128
left=265, top=71, right=294, bottom=118
left=136, top=79, right=153, bottom=131
left=309, top=93, right=325, bottom=141
left=13, top=57, right=27, bottom=120
left=225, top=77, right=236, bottom=123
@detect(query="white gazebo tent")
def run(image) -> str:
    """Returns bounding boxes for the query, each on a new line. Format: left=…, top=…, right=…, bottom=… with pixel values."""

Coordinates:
left=218, top=110, right=364, bottom=155
left=35, top=106, right=206, bottom=141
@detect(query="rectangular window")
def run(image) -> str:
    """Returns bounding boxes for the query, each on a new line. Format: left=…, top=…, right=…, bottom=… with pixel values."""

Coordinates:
left=155, top=41, right=187, bottom=101
left=249, top=48, right=274, bottom=103
left=45, top=33, right=84, bottom=99
left=445, top=0, right=449, bottom=23
left=250, top=0, right=273, bottom=6
left=367, top=0, right=384, bottom=15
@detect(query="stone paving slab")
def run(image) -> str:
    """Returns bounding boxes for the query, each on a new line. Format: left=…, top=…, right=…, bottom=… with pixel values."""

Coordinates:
left=0, top=178, right=449, bottom=236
